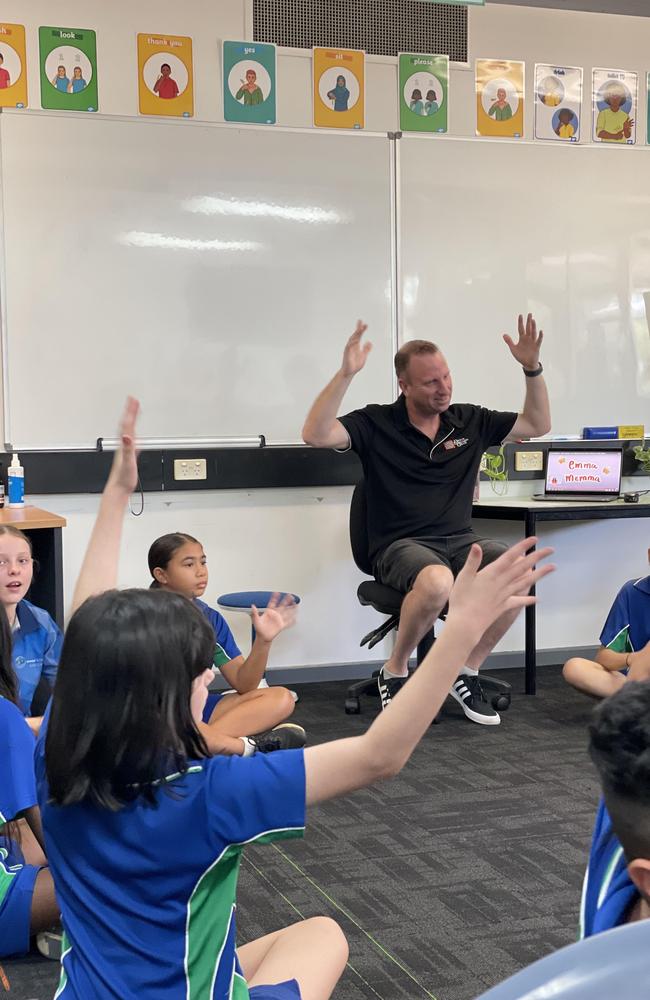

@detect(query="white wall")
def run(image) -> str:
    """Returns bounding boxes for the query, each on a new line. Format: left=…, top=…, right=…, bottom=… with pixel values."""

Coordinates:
left=5, top=1, right=650, bottom=670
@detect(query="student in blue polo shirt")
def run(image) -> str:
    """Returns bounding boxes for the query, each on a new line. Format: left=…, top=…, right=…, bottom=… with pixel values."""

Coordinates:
left=580, top=682, right=650, bottom=937
left=148, top=532, right=305, bottom=756
left=0, top=525, right=63, bottom=724
left=0, top=603, right=59, bottom=959
left=563, top=575, right=650, bottom=699
left=36, top=397, right=553, bottom=1000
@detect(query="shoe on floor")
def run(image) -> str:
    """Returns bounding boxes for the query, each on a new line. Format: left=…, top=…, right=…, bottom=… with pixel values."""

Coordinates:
left=450, top=674, right=500, bottom=725
left=377, top=670, right=407, bottom=711
left=36, top=928, right=63, bottom=961
left=251, top=723, right=306, bottom=753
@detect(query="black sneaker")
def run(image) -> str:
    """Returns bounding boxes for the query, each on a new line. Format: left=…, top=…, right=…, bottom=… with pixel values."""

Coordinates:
left=251, top=723, right=307, bottom=753
left=377, top=670, right=407, bottom=711
left=450, top=674, right=500, bottom=725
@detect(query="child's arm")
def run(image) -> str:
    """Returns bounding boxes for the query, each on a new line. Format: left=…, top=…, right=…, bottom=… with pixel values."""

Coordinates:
left=70, top=397, right=139, bottom=615
left=305, top=539, right=554, bottom=805
left=595, top=646, right=630, bottom=672
left=218, top=594, right=297, bottom=692
left=597, top=641, right=650, bottom=678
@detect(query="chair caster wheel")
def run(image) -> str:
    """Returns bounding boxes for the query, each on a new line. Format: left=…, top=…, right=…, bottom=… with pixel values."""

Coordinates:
left=492, top=694, right=511, bottom=711
left=345, top=697, right=361, bottom=715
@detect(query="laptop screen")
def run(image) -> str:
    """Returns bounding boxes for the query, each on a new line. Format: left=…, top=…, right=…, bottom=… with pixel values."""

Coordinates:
left=545, top=449, right=623, bottom=495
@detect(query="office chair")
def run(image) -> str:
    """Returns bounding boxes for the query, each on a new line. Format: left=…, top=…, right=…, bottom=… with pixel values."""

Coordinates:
left=345, top=480, right=511, bottom=717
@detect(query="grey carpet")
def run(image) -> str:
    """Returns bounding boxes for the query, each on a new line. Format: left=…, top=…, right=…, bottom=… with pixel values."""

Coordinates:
left=3, top=666, right=600, bottom=999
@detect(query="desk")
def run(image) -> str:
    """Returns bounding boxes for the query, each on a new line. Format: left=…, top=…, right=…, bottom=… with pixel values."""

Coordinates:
left=0, top=506, right=67, bottom=626
left=472, top=497, right=650, bottom=695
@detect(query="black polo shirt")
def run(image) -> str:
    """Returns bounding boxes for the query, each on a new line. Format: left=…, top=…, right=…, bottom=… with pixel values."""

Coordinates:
left=339, top=396, right=517, bottom=563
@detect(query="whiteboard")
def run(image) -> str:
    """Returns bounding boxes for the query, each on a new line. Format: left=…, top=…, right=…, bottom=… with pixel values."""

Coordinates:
left=0, top=112, right=395, bottom=449
left=398, top=136, right=650, bottom=435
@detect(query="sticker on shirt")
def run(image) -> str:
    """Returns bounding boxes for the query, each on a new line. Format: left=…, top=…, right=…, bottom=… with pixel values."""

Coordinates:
left=443, top=437, right=469, bottom=451
left=39, top=26, right=98, bottom=112
left=476, top=59, right=524, bottom=138
left=592, top=68, right=637, bottom=145
left=0, top=23, right=28, bottom=108
left=534, top=64, right=582, bottom=143
left=313, top=47, right=365, bottom=130
left=223, top=40, right=276, bottom=125
left=137, top=33, right=194, bottom=118
left=398, top=53, right=448, bottom=134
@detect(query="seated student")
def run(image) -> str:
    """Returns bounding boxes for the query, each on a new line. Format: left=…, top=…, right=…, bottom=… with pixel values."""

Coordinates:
left=581, top=682, right=650, bottom=937
left=148, top=532, right=305, bottom=756
left=0, top=609, right=59, bottom=961
left=35, top=398, right=553, bottom=1000
left=0, top=526, right=62, bottom=729
left=563, top=575, right=650, bottom=699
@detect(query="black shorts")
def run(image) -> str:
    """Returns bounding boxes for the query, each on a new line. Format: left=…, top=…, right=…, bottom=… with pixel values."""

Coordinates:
left=374, top=532, right=508, bottom=594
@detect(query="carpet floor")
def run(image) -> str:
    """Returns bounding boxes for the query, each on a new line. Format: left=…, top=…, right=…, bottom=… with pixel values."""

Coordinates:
left=2, top=665, right=600, bottom=999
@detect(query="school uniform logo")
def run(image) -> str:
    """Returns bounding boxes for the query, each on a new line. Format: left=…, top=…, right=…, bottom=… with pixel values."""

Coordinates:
left=443, top=437, right=469, bottom=451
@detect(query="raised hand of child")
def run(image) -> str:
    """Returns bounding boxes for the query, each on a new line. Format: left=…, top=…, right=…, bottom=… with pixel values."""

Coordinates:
left=106, top=396, right=140, bottom=497
left=446, top=537, right=554, bottom=641
left=251, top=592, right=298, bottom=643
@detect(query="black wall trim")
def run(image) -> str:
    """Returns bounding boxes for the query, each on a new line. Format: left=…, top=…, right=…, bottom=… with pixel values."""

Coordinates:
left=0, top=447, right=362, bottom=495
left=0, top=439, right=645, bottom=496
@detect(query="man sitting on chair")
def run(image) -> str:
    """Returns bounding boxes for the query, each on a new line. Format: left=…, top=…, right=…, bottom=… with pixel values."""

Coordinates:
left=302, top=316, right=550, bottom=725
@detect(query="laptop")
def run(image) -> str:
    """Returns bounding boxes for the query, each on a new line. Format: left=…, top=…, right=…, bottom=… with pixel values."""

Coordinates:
left=533, top=448, right=623, bottom=502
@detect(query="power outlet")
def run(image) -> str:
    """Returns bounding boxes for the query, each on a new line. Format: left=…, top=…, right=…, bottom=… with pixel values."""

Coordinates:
left=514, top=450, right=544, bottom=472
left=174, top=459, right=207, bottom=481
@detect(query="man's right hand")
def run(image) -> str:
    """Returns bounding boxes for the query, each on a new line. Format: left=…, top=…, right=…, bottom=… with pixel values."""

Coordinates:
left=341, top=320, right=372, bottom=378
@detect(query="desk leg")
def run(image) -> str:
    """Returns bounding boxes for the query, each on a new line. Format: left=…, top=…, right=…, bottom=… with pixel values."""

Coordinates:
left=524, top=512, right=537, bottom=695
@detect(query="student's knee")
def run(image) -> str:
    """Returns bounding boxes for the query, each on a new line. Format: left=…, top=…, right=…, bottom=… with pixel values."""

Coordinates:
left=412, top=564, right=453, bottom=607
left=308, top=917, right=349, bottom=965
left=563, top=657, right=590, bottom=683
left=562, top=657, right=580, bottom=683
left=268, top=686, right=295, bottom=720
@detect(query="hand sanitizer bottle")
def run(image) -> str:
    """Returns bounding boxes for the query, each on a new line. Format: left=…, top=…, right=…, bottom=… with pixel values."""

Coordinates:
left=8, top=454, right=24, bottom=508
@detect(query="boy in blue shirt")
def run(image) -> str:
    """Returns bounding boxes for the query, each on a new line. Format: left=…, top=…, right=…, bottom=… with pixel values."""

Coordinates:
left=581, top=682, right=650, bottom=936
left=563, top=575, right=650, bottom=699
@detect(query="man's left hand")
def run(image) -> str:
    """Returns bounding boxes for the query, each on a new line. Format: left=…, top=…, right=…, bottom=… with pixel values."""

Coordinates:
left=503, top=313, right=543, bottom=371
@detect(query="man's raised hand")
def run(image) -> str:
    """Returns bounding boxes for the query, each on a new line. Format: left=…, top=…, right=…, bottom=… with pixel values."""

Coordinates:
left=341, top=320, right=372, bottom=378
left=503, top=313, right=543, bottom=371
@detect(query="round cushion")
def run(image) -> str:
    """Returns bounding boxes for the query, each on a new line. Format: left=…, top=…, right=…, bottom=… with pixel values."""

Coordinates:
left=217, top=590, right=301, bottom=612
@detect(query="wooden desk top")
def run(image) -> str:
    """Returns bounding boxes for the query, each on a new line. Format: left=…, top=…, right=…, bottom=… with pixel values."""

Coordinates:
left=0, top=506, right=66, bottom=530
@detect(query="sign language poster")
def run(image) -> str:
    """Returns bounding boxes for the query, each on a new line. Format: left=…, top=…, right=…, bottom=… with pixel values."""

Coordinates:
left=39, top=26, right=98, bottom=111
left=0, top=23, right=28, bottom=108
left=398, top=53, right=448, bottom=134
left=476, top=59, right=524, bottom=138
left=138, top=33, right=194, bottom=118
left=313, top=47, right=365, bottom=130
left=223, top=40, right=276, bottom=124
left=592, top=68, right=637, bottom=144
left=534, top=64, right=582, bottom=142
